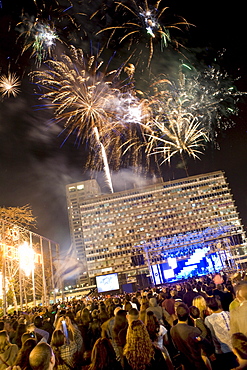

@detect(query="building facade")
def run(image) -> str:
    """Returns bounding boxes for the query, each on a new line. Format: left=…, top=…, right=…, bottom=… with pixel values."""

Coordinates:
left=66, top=171, right=247, bottom=286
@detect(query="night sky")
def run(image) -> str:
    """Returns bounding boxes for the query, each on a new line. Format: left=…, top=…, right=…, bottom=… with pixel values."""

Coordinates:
left=0, top=0, right=247, bottom=252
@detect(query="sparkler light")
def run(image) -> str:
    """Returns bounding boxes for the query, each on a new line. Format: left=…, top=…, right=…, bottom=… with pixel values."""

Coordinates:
left=95, top=0, right=191, bottom=66
left=0, top=73, right=21, bottom=98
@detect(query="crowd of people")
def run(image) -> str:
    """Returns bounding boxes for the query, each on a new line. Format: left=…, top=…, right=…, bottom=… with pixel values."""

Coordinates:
left=0, top=271, right=247, bottom=370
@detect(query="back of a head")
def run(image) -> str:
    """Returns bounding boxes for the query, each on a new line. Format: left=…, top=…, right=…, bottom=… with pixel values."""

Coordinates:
left=90, top=337, right=116, bottom=369
left=145, top=311, right=159, bottom=342
left=114, top=310, right=127, bottom=330
left=51, top=329, right=65, bottom=348
left=177, top=304, right=189, bottom=322
left=189, top=306, right=200, bottom=319
left=21, top=332, right=37, bottom=345
left=33, top=315, right=43, bottom=329
left=29, top=342, right=54, bottom=370
left=186, top=283, right=192, bottom=291
left=149, top=297, right=157, bottom=307
left=206, top=297, right=219, bottom=312
left=238, top=281, right=247, bottom=301
left=128, top=308, right=139, bottom=322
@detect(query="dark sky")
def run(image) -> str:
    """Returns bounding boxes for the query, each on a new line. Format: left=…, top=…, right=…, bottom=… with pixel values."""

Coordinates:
left=0, top=0, right=246, bottom=252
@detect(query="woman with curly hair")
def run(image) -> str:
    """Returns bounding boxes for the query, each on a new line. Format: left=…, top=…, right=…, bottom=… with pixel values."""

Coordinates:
left=51, top=329, right=77, bottom=370
left=0, top=330, right=18, bottom=370
left=88, top=337, right=122, bottom=370
left=123, top=320, right=168, bottom=370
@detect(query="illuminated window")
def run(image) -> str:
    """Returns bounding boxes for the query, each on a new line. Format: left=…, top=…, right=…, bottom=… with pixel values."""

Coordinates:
left=77, top=184, right=84, bottom=190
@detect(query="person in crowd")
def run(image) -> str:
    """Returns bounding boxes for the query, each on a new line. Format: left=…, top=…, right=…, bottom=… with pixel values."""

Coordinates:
left=231, top=332, right=247, bottom=369
left=131, top=297, right=140, bottom=311
left=123, top=319, right=168, bottom=370
left=189, top=306, right=210, bottom=341
left=98, top=303, right=109, bottom=324
left=212, top=284, right=225, bottom=303
left=170, top=304, right=214, bottom=370
left=55, top=315, right=83, bottom=358
left=162, top=290, right=176, bottom=317
left=88, top=337, right=122, bottom=370
left=7, top=320, right=18, bottom=344
left=229, top=284, right=241, bottom=312
left=222, top=283, right=234, bottom=311
left=205, top=297, right=238, bottom=369
left=0, top=330, right=18, bottom=370
left=33, top=315, right=50, bottom=342
left=101, top=307, right=121, bottom=340
left=123, top=301, right=132, bottom=312
left=139, top=297, right=149, bottom=323
left=195, top=283, right=207, bottom=300
left=145, top=311, right=173, bottom=370
left=112, top=310, right=128, bottom=366
left=14, top=338, right=37, bottom=370
left=192, top=295, right=208, bottom=320
left=182, top=283, right=198, bottom=307
left=51, top=329, right=77, bottom=370
left=21, top=332, right=37, bottom=346
left=230, top=281, right=247, bottom=336
left=146, top=297, right=171, bottom=326
left=29, top=342, right=55, bottom=370
left=89, top=310, right=102, bottom=348
left=126, top=308, right=139, bottom=326
left=12, top=323, right=27, bottom=349
left=176, top=284, right=185, bottom=300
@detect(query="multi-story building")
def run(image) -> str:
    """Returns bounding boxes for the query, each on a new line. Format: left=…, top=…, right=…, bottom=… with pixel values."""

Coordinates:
left=66, top=171, right=247, bottom=286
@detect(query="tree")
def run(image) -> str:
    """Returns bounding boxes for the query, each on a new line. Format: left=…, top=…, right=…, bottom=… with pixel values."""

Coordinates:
left=0, top=204, right=36, bottom=229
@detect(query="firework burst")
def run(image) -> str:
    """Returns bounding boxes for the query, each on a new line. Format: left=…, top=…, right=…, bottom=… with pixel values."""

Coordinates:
left=148, top=113, right=209, bottom=175
left=149, top=63, right=245, bottom=142
left=95, top=0, right=191, bottom=67
left=31, top=47, right=153, bottom=174
left=0, top=73, right=21, bottom=98
left=31, top=47, right=122, bottom=142
left=17, top=16, right=59, bottom=65
left=17, top=0, right=77, bottom=65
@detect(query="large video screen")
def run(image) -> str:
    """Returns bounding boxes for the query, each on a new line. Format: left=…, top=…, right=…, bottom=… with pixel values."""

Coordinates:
left=96, top=273, right=119, bottom=293
left=151, top=249, right=227, bottom=284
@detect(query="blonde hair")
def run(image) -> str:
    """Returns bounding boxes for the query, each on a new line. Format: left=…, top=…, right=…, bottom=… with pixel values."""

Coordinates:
left=192, top=295, right=207, bottom=320
left=123, top=320, right=154, bottom=370
left=55, top=316, right=75, bottom=342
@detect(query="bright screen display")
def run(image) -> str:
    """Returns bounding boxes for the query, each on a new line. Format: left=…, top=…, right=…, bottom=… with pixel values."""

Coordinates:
left=96, top=273, right=119, bottom=293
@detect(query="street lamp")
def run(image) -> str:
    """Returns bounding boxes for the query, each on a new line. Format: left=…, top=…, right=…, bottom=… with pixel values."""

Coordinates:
left=19, top=242, right=34, bottom=277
